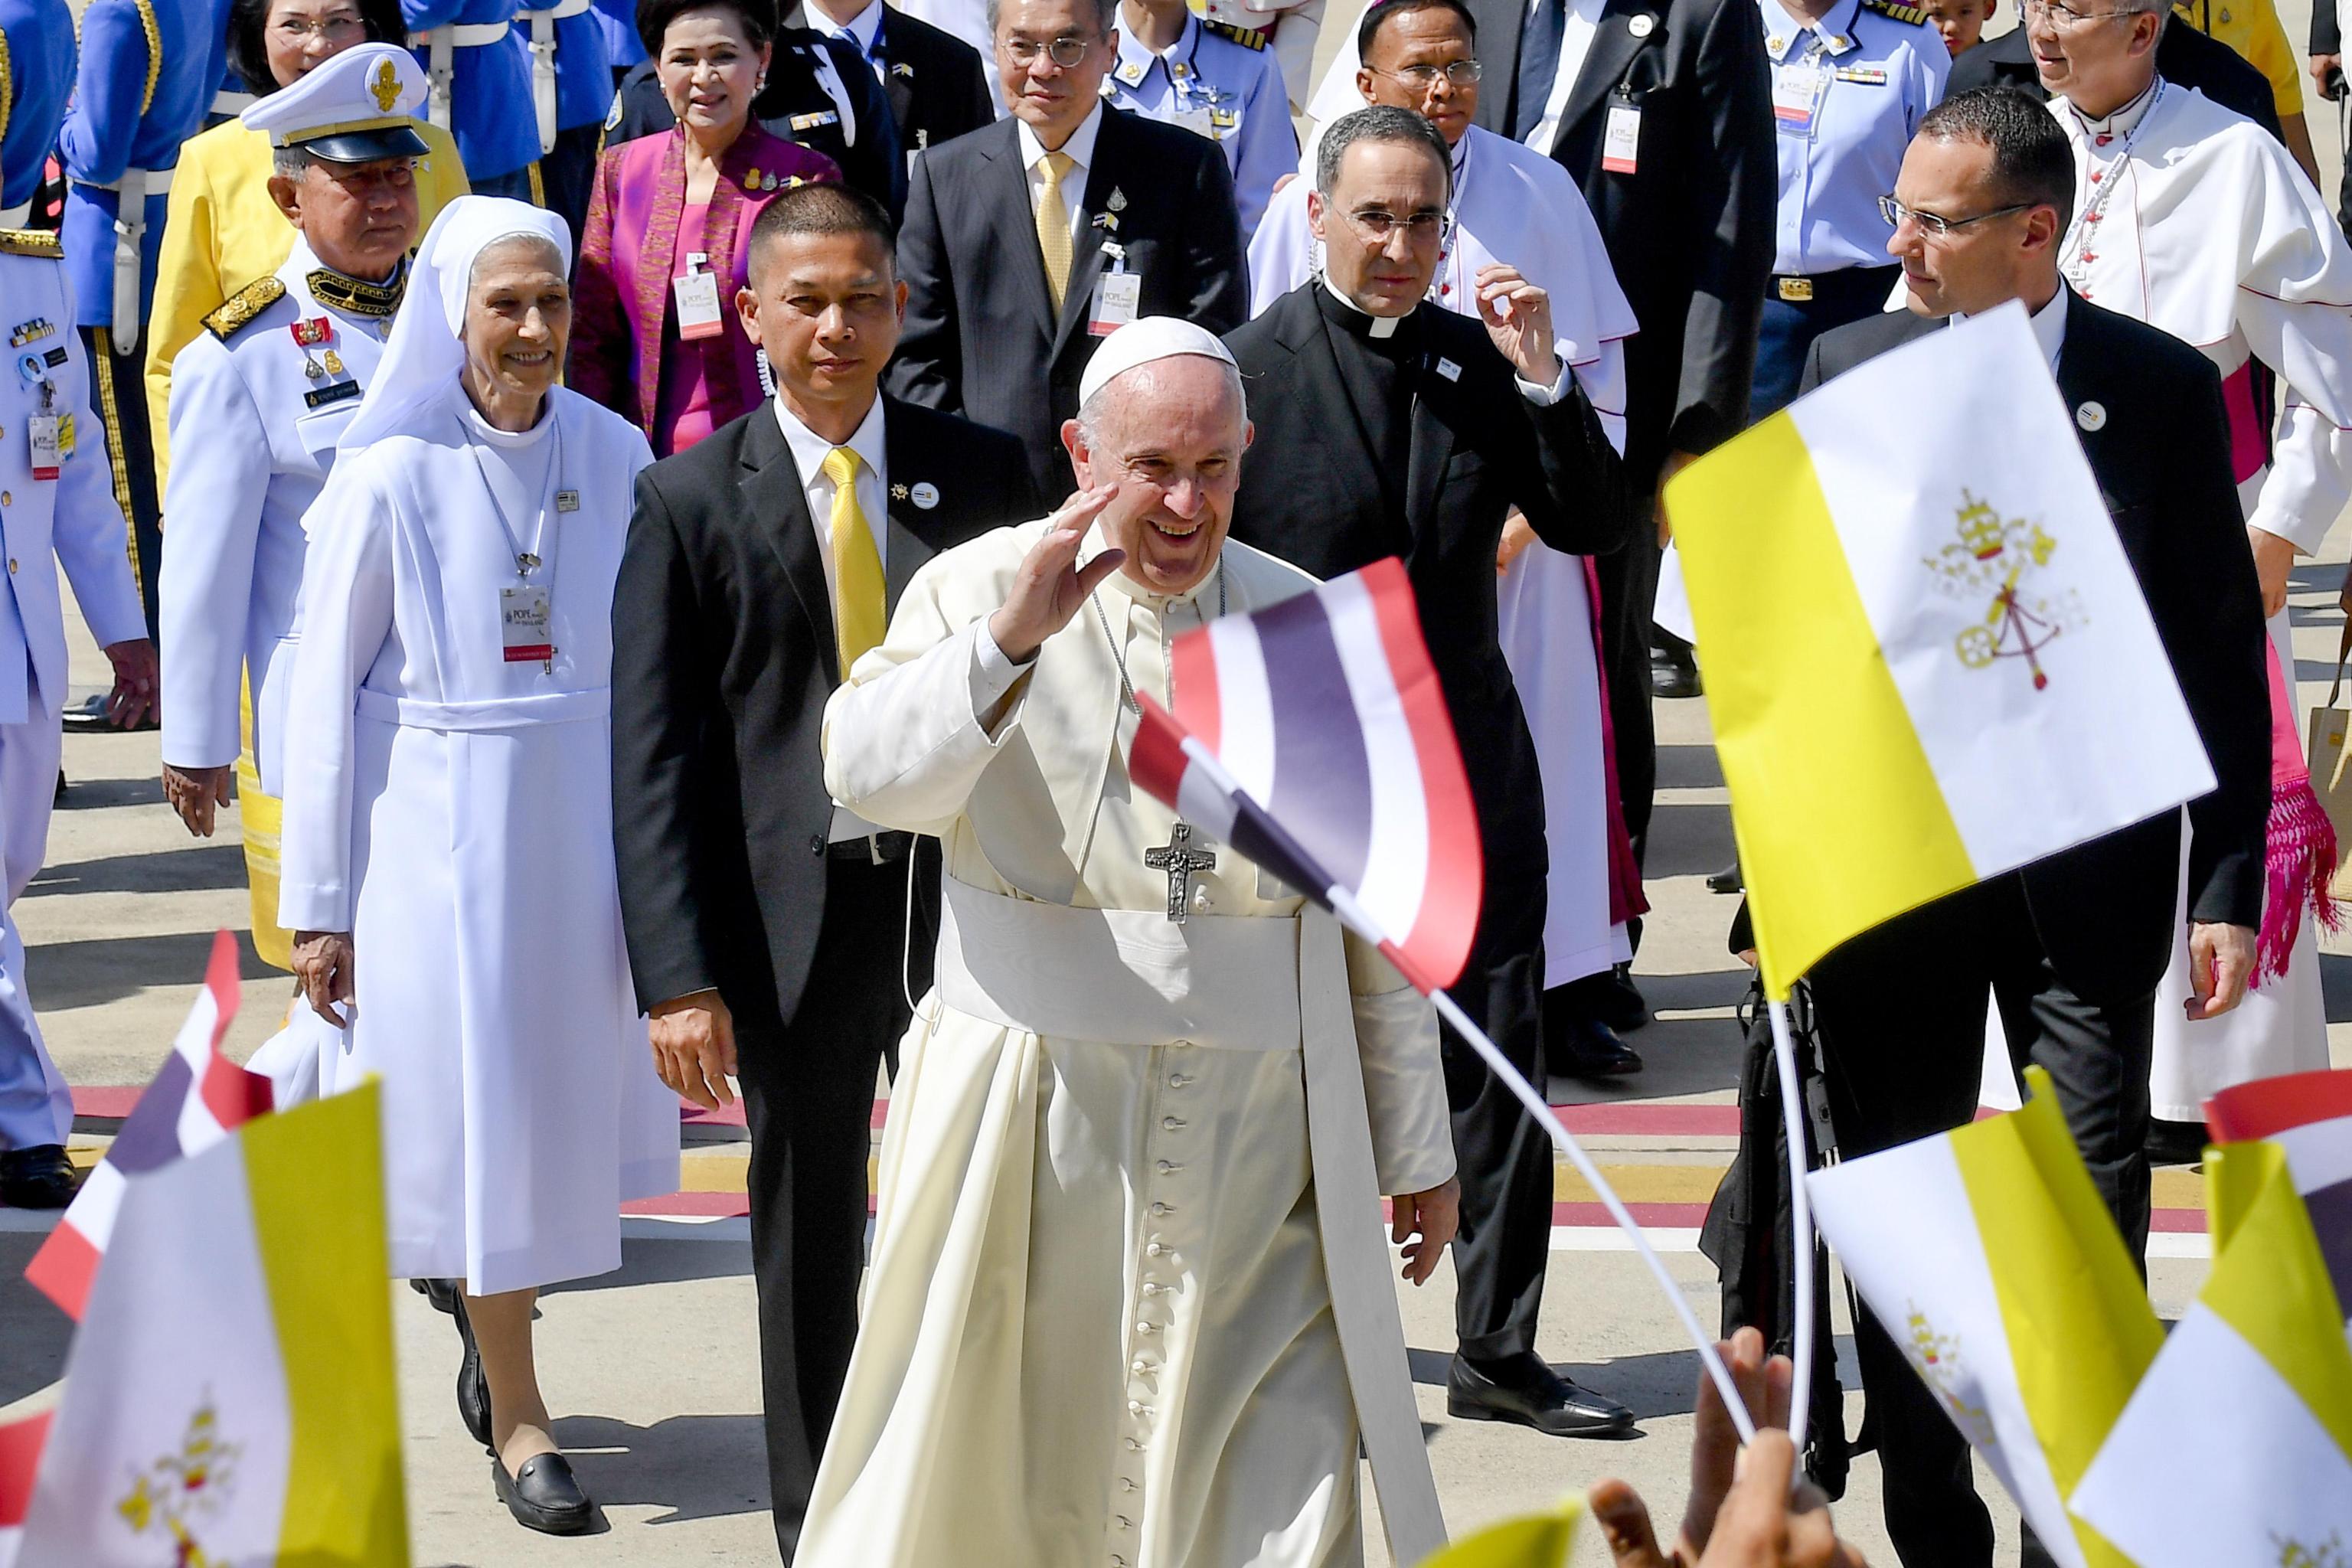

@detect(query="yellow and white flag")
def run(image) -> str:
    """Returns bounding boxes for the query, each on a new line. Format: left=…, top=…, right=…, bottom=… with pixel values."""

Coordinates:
left=1416, top=1496, right=1581, bottom=1568
left=1666, top=303, right=2213, bottom=997
left=2069, top=1140, right=2352, bottom=1566
left=13, top=1085, right=407, bottom=1566
left=1805, top=1072, right=2161, bottom=1568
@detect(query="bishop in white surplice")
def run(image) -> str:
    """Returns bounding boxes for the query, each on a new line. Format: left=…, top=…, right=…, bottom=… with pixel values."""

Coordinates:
left=802, top=322, right=1457, bottom=1568
left=2048, top=71, right=2352, bottom=1118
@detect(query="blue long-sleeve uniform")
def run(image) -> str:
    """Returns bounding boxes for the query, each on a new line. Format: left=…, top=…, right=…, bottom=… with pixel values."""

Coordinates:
left=57, top=0, right=215, bottom=326
left=404, top=0, right=541, bottom=181
left=0, top=0, right=75, bottom=214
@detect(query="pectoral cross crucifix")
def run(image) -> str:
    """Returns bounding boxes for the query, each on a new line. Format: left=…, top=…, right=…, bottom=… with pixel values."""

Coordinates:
left=1144, top=822, right=1217, bottom=925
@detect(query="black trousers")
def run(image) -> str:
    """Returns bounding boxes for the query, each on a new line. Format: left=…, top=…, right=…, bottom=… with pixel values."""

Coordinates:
left=735, top=854, right=921, bottom=1563
left=1594, top=531, right=1660, bottom=873
left=538, top=122, right=602, bottom=255
left=1443, top=892, right=1551, bottom=1361
left=80, top=325, right=161, bottom=642
left=1807, top=874, right=2154, bottom=1568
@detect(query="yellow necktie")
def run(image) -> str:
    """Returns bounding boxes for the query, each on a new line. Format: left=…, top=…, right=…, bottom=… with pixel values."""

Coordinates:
left=823, top=446, right=887, bottom=675
left=1036, top=150, right=1076, bottom=312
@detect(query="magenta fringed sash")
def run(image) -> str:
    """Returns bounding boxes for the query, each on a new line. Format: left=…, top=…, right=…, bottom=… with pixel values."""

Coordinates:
left=2256, top=635, right=2341, bottom=982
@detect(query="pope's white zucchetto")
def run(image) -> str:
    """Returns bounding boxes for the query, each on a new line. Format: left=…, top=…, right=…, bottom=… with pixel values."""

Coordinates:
left=1076, top=317, right=1240, bottom=408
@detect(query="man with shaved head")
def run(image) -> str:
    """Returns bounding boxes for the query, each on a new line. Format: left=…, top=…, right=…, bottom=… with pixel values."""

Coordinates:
left=805, top=316, right=1460, bottom=1568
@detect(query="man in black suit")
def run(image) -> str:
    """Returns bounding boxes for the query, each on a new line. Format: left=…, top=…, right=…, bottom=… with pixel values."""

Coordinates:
left=1794, top=87, right=2267, bottom=1568
left=1949, top=8, right=2283, bottom=137
left=1227, top=106, right=1636, bottom=1439
left=1465, top=0, right=1774, bottom=1021
left=788, top=0, right=997, bottom=162
left=884, top=0, right=1249, bottom=499
left=606, top=11, right=910, bottom=220
left=609, top=182, right=1036, bottom=1563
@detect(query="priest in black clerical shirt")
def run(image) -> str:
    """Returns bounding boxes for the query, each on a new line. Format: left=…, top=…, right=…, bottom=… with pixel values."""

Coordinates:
left=1226, top=105, right=1635, bottom=1439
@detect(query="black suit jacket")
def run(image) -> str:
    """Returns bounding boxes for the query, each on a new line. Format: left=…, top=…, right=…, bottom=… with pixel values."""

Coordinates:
left=606, top=31, right=909, bottom=221
left=884, top=106, right=1249, bottom=498
left=1795, top=297, right=2269, bottom=1002
left=1468, top=0, right=1775, bottom=487
left=611, top=396, right=1038, bottom=1031
left=786, top=3, right=995, bottom=158
left=1226, top=286, right=1630, bottom=946
left=1948, top=24, right=2283, bottom=141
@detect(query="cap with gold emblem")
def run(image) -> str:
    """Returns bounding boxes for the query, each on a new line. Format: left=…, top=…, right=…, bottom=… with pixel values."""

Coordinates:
left=240, top=42, right=432, bottom=165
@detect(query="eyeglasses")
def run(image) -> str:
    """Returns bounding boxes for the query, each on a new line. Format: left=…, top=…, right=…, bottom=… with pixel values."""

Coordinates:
left=1001, top=33, right=1096, bottom=67
left=1340, top=206, right=1449, bottom=242
left=2020, top=0, right=2138, bottom=28
left=271, top=11, right=365, bottom=40
left=1878, top=194, right=2034, bottom=236
left=1371, top=60, right=1485, bottom=87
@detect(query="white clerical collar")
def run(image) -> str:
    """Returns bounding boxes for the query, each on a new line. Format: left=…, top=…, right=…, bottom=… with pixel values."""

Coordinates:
left=1953, top=286, right=2067, bottom=372
left=1018, top=100, right=1106, bottom=172
left=773, top=387, right=887, bottom=487
left=461, top=398, right=554, bottom=448
left=1321, top=276, right=1406, bottom=338
left=2068, top=75, right=2162, bottom=144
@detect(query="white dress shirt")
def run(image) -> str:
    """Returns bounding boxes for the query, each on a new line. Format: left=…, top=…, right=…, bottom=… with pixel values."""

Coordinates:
left=1017, top=100, right=1105, bottom=248
left=1524, top=0, right=1609, bottom=159
left=1953, top=286, right=2067, bottom=375
left=809, top=0, right=889, bottom=82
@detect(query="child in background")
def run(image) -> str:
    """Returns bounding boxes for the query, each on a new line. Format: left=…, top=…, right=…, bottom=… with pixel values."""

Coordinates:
left=1917, top=0, right=1994, bottom=56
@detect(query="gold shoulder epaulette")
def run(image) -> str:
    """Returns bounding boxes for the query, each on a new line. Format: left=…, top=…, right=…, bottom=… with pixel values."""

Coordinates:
left=204, top=276, right=288, bottom=341
left=0, top=228, right=63, bottom=259
left=1860, top=0, right=1931, bottom=26
left=1203, top=19, right=1269, bottom=48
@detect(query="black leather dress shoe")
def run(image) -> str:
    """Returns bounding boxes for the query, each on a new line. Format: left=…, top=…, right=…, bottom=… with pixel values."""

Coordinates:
left=1706, top=860, right=1744, bottom=895
left=415, top=1277, right=459, bottom=1313
left=2145, top=1117, right=2207, bottom=1168
left=1592, top=965, right=1650, bottom=1034
left=449, top=1292, right=492, bottom=1449
left=1546, top=1013, right=1643, bottom=1079
left=1, top=1145, right=80, bottom=1208
left=492, top=1452, right=593, bottom=1535
left=60, top=694, right=157, bottom=733
left=1650, top=647, right=1702, bottom=700
left=1448, top=1352, right=1635, bottom=1437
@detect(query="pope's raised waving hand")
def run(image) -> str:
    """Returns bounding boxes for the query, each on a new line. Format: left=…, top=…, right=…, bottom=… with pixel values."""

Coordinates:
left=986, top=486, right=1135, bottom=666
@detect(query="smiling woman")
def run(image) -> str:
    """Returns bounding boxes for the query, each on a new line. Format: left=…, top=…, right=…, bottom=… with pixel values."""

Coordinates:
left=567, top=0, right=844, bottom=456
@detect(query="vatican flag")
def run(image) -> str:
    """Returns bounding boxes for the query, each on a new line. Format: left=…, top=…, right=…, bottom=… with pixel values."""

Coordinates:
left=2069, top=1140, right=2352, bottom=1566
left=1416, top=1496, right=1581, bottom=1567
left=1664, top=303, right=2214, bottom=998
left=12, top=1085, right=407, bottom=1566
left=1806, top=1071, right=2161, bottom=1568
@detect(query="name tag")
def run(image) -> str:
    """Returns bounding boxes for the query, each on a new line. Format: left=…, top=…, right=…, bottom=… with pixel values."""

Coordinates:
left=1602, top=102, right=1641, bottom=174
left=28, top=412, right=70, bottom=479
left=674, top=265, right=725, bottom=341
left=1772, top=58, right=1828, bottom=129
left=1435, top=357, right=1462, bottom=382
left=501, top=583, right=554, bottom=664
left=303, top=379, right=364, bottom=410
left=1173, top=104, right=1217, bottom=140
left=1089, top=267, right=1142, bottom=337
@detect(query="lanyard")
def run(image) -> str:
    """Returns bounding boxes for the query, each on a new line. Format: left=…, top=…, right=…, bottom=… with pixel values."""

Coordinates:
left=466, top=407, right=568, bottom=587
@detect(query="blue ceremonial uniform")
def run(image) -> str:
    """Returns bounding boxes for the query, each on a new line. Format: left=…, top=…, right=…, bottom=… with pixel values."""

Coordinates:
left=405, top=0, right=541, bottom=189
left=1750, top=0, right=1945, bottom=416
left=0, top=0, right=75, bottom=218
left=1102, top=13, right=1294, bottom=242
left=593, top=0, right=644, bottom=69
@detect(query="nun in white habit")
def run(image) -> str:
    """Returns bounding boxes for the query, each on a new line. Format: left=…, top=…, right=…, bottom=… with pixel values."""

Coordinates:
left=277, top=195, right=679, bottom=1534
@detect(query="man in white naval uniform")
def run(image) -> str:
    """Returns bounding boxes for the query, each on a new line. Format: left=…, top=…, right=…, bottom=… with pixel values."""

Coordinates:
left=800, top=318, right=1459, bottom=1568
left=0, top=227, right=155, bottom=1207
left=159, top=45, right=430, bottom=959
left=2030, top=0, right=2352, bottom=1133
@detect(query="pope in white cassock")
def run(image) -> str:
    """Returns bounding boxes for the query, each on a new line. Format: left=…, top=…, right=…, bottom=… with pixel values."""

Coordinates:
left=276, top=195, right=678, bottom=1534
left=2029, top=0, right=2352, bottom=1122
left=801, top=318, right=1461, bottom=1568
left=1265, top=0, right=1647, bottom=1018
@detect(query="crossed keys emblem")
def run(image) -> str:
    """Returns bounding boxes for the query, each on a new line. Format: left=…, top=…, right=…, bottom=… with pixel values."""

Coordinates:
left=1922, top=490, right=2087, bottom=692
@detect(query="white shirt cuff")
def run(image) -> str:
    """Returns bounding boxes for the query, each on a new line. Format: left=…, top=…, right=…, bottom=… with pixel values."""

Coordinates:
left=969, top=616, right=1034, bottom=717
left=1516, top=354, right=1573, bottom=406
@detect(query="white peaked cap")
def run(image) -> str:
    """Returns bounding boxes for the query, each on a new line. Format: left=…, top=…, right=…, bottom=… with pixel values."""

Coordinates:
left=1077, top=316, right=1240, bottom=408
left=242, top=43, right=429, bottom=153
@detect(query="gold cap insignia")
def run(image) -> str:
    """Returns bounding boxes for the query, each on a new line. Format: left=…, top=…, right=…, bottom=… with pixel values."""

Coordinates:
left=371, top=57, right=401, bottom=113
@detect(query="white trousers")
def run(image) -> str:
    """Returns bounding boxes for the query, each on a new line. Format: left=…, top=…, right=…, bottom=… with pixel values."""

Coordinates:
left=0, top=681, right=70, bottom=1149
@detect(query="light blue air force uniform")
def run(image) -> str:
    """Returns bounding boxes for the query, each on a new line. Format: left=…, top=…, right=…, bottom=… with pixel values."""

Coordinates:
left=1102, top=13, right=1295, bottom=242
left=0, top=234, right=151, bottom=1148
left=1761, top=0, right=1948, bottom=276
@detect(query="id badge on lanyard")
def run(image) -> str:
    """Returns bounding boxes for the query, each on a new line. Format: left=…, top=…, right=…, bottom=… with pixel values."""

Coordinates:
left=1602, top=93, right=1642, bottom=175
left=1089, top=244, right=1142, bottom=337
left=501, top=583, right=554, bottom=665
left=675, top=252, right=726, bottom=342
left=1772, top=55, right=1828, bottom=133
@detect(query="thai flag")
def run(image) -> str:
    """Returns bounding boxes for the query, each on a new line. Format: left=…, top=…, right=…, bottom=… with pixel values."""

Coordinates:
left=0, top=1410, right=44, bottom=1568
left=2205, top=1067, right=2352, bottom=1321
left=1128, top=557, right=1483, bottom=994
left=24, top=930, right=269, bottom=1320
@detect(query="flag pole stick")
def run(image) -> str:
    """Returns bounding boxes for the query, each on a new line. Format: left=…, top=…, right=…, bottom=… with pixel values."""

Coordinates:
left=1427, top=988, right=1759, bottom=1449
left=1764, top=997, right=1815, bottom=1459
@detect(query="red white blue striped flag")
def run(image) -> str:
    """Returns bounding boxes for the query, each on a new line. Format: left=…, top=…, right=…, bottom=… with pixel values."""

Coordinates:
left=24, top=930, right=269, bottom=1320
left=1128, top=557, right=1483, bottom=994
